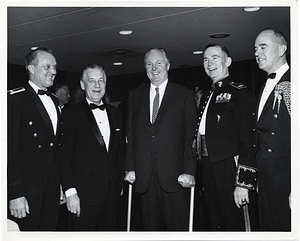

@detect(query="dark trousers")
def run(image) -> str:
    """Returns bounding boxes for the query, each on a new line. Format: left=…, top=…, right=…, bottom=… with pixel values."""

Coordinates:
left=140, top=171, right=190, bottom=231
left=69, top=185, right=117, bottom=231
left=9, top=161, right=60, bottom=231
left=257, top=151, right=291, bottom=231
left=201, top=156, right=259, bottom=231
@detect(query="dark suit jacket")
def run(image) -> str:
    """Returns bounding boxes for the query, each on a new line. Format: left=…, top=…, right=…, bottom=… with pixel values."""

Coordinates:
left=196, top=76, right=257, bottom=190
left=256, top=70, right=291, bottom=159
left=8, top=84, right=61, bottom=200
left=125, top=81, right=198, bottom=193
left=59, top=100, right=125, bottom=206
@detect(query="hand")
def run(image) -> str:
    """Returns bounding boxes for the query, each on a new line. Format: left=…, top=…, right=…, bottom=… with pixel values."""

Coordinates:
left=178, top=174, right=195, bottom=188
left=66, top=193, right=81, bottom=217
left=234, top=186, right=249, bottom=208
left=124, top=171, right=136, bottom=184
left=9, top=196, right=30, bottom=219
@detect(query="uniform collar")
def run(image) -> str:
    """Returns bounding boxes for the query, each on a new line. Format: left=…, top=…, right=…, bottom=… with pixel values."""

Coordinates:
left=212, top=75, right=231, bottom=91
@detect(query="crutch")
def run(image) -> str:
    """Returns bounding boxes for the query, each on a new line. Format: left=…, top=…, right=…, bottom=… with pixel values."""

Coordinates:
left=189, top=186, right=195, bottom=232
left=127, top=184, right=133, bottom=232
left=243, top=203, right=251, bottom=232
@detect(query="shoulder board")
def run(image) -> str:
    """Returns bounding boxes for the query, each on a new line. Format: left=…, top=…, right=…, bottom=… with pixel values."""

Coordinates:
left=230, top=82, right=247, bottom=89
left=8, top=87, right=25, bottom=95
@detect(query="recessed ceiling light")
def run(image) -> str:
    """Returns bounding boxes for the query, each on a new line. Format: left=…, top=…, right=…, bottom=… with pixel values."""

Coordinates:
left=31, top=47, right=38, bottom=50
left=119, top=30, right=133, bottom=35
left=244, top=7, right=260, bottom=12
left=113, top=62, right=123, bottom=66
left=209, top=33, right=230, bottom=38
left=193, top=50, right=203, bottom=55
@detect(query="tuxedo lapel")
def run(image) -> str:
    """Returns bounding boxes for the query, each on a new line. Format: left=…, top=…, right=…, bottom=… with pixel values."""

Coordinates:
left=27, top=85, right=54, bottom=134
left=105, top=105, right=114, bottom=152
left=258, top=70, right=290, bottom=121
left=82, top=100, right=107, bottom=151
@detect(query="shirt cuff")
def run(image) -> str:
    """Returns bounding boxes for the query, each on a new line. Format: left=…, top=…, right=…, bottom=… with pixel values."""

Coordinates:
left=65, top=188, right=77, bottom=197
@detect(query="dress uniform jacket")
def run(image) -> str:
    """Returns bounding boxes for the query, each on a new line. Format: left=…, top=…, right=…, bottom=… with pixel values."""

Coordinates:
left=59, top=100, right=125, bottom=206
left=256, top=70, right=291, bottom=231
left=7, top=84, right=62, bottom=230
left=195, top=76, right=258, bottom=230
left=196, top=76, right=257, bottom=189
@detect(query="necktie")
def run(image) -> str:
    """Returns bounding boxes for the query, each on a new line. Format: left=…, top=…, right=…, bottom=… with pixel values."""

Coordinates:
left=38, top=89, right=51, bottom=96
left=90, top=103, right=106, bottom=111
left=152, top=87, right=159, bottom=123
left=267, top=73, right=276, bottom=79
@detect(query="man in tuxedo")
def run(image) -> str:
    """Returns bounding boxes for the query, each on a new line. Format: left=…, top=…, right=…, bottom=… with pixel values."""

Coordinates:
left=59, top=63, right=125, bottom=230
left=124, top=48, right=197, bottom=231
left=8, top=47, right=61, bottom=230
left=195, top=44, right=258, bottom=231
left=254, top=28, right=291, bottom=231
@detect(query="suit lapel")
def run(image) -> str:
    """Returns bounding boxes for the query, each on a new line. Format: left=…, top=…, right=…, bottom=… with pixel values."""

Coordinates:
left=153, top=81, right=172, bottom=124
left=27, top=84, right=55, bottom=134
left=142, top=83, right=151, bottom=124
left=82, top=100, right=107, bottom=151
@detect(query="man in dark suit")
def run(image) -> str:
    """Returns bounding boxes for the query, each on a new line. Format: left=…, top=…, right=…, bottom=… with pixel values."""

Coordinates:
left=54, top=83, right=71, bottom=114
left=124, top=48, right=197, bottom=231
left=254, top=28, right=291, bottom=231
left=195, top=44, right=258, bottom=231
left=8, top=47, right=61, bottom=230
left=59, top=63, right=125, bottom=230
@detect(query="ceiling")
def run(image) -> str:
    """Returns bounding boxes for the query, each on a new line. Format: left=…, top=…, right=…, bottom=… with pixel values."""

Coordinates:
left=7, top=5, right=291, bottom=77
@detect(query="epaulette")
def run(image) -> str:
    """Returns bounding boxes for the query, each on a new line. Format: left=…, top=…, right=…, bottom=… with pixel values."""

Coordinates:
left=8, top=87, right=25, bottom=95
left=230, top=82, right=247, bottom=89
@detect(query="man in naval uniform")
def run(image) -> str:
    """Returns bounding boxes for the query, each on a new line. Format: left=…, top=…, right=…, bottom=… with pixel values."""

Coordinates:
left=254, top=28, right=291, bottom=231
left=7, top=47, right=62, bottom=230
left=195, top=44, right=258, bottom=231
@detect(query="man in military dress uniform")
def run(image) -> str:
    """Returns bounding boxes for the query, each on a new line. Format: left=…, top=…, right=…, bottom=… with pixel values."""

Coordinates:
left=254, top=28, right=291, bottom=231
left=195, top=44, right=258, bottom=230
left=7, top=47, right=62, bottom=230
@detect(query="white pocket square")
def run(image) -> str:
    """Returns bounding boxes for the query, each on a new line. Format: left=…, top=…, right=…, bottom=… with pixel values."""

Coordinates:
left=116, top=129, right=121, bottom=131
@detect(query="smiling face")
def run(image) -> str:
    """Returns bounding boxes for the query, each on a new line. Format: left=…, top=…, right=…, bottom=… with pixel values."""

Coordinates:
left=28, top=51, right=57, bottom=89
left=80, top=67, right=106, bottom=105
left=145, top=49, right=170, bottom=86
left=203, top=46, right=231, bottom=83
left=254, top=30, right=287, bottom=74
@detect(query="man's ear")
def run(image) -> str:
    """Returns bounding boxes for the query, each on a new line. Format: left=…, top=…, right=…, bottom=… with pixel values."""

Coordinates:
left=226, top=57, right=232, bottom=67
left=278, top=44, right=287, bottom=57
left=80, top=80, right=85, bottom=90
left=166, top=62, right=170, bottom=71
left=27, top=65, right=35, bottom=75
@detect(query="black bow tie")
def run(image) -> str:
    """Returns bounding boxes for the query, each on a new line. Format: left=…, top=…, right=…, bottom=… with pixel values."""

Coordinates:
left=267, top=73, right=276, bottom=79
left=90, top=103, right=106, bottom=111
left=38, top=89, right=51, bottom=96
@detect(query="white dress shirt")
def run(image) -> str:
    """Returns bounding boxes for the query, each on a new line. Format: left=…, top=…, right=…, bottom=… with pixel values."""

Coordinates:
left=149, top=79, right=168, bottom=123
left=29, top=81, right=58, bottom=135
left=199, top=92, right=213, bottom=135
left=87, top=99, right=110, bottom=150
left=257, top=63, right=289, bottom=120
